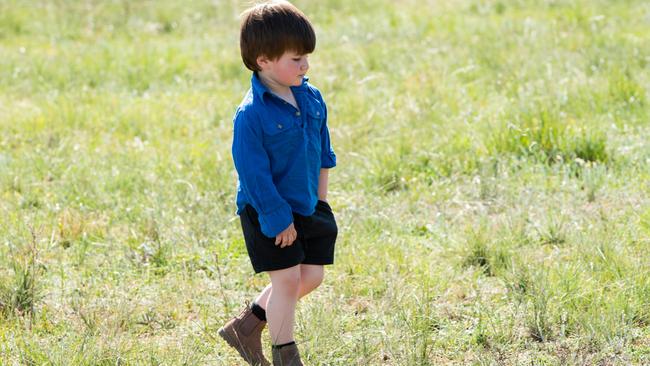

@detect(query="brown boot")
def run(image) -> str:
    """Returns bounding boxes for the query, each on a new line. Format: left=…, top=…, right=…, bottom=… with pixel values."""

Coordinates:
left=272, top=343, right=303, bottom=366
left=218, top=305, right=270, bottom=366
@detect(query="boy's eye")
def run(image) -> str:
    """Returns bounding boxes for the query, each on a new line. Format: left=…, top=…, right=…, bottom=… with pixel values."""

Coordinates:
left=292, top=58, right=301, bottom=61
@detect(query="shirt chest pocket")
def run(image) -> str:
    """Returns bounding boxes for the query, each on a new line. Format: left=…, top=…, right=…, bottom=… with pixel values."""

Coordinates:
left=305, top=103, right=325, bottom=146
left=261, top=118, right=302, bottom=155
left=306, top=101, right=325, bottom=133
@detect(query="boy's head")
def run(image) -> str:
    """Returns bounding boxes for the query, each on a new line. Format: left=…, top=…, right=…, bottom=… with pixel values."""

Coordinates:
left=240, top=1, right=315, bottom=72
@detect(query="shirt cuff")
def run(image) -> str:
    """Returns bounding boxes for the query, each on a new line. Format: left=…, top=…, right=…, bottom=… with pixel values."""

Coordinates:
left=257, top=203, right=294, bottom=238
left=321, top=153, right=337, bottom=168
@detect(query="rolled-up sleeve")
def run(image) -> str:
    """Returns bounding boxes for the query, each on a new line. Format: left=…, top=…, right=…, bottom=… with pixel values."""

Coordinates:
left=319, top=98, right=337, bottom=168
left=232, top=111, right=293, bottom=237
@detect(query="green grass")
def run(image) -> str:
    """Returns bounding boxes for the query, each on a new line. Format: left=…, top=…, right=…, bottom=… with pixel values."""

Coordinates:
left=1, top=0, right=650, bottom=364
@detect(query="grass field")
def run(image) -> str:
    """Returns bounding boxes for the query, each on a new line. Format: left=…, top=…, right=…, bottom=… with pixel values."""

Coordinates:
left=1, top=0, right=649, bottom=364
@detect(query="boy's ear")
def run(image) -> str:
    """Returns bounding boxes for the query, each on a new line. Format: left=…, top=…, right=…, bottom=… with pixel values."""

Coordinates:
left=256, top=55, right=270, bottom=70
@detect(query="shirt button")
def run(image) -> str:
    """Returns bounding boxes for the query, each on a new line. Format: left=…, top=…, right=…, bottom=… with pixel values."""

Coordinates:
left=277, top=124, right=283, bottom=129
left=295, top=111, right=301, bottom=116
left=316, top=111, right=320, bottom=116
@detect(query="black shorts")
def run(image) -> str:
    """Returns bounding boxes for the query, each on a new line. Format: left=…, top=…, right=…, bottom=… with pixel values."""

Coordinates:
left=239, top=200, right=338, bottom=273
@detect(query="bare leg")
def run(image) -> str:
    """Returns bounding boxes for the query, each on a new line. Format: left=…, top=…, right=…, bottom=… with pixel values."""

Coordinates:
left=254, top=283, right=273, bottom=307
left=254, top=264, right=325, bottom=309
left=266, top=265, right=301, bottom=345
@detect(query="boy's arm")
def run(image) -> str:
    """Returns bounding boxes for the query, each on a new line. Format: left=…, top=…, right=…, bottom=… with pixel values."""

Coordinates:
left=318, top=94, right=336, bottom=203
left=232, top=112, right=293, bottom=238
left=319, top=96, right=336, bottom=169
left=318, top=168, right=329, bottom=201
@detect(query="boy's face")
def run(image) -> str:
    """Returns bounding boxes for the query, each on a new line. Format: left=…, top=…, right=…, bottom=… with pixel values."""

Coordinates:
left=257, top=51, right=310, bottom=88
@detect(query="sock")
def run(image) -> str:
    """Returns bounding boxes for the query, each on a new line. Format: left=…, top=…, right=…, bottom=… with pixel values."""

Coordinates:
left=250, top=302, right=267, bottom=321
left=272, top=341, right=296, bottom=349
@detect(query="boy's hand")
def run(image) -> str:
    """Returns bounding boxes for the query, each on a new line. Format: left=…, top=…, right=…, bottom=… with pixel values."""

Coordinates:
left=275, top=223, right=297, bottom=248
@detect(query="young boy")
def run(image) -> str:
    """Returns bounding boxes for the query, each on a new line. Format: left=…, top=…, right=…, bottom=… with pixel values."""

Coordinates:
left=219, top=1, right=338, bottom=365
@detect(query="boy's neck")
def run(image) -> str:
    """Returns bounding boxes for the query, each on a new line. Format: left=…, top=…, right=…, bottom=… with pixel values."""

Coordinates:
left=257, top=71, right=293, bottom=99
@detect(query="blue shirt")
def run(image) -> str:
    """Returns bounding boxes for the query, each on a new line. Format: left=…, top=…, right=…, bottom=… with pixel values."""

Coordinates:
left=231, top=73, right=336, bottom=238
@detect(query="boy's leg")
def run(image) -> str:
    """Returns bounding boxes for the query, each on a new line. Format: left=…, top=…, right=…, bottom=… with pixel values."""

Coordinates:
left=254, top=264, right=325, bottom=307
left=254, top=284, right=272, bottom=309
left=298, top=264, right=325, bottom=297
left=219, top=263, right=322, bottom=365
left=266, top=264, right=301, bottom=345
left=216, top=264, right=319, bottom=365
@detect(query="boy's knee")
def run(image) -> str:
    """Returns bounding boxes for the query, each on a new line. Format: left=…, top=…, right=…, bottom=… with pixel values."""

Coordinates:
left=281, top=274, right=302, bottom=291
left=271, top=268, right=301, bottom=293
left=301, top=266, right=324, bottom=288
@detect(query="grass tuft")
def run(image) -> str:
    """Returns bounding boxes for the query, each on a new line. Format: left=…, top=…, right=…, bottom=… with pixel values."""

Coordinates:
left=0, top=226, right=43, bottom=320
left=488, top=103, right=609, bottom=164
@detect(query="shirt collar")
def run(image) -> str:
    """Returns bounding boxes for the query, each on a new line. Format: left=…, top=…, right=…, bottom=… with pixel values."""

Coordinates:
left=251, top=72, right=309, bottom=105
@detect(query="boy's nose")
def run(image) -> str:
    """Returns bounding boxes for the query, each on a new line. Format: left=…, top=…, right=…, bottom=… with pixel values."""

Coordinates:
left=301, top=59, right=309, bottom=71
